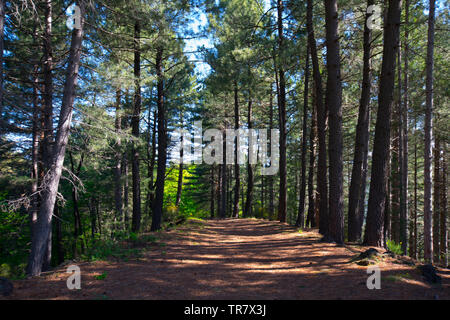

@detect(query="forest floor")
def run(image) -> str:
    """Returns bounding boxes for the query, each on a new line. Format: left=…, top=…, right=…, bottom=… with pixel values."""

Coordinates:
left=3, top=218, right=450, bottom=300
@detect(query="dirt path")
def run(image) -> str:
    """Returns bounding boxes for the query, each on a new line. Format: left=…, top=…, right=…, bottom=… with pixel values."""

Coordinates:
left=4, top=219, right=450, bottom=300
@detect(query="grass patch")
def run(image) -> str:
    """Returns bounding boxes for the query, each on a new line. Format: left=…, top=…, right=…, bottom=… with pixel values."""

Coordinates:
left=94, top=272, right=108, bottom=280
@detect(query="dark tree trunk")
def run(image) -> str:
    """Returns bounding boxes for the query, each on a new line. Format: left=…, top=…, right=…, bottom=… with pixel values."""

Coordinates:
left=433, top=138, right=440, bottom=263
left=176, top=113, right=184, bottom=207
left=233, top=82, right=240, bottom=218
left=440, top=146, right=448, bottom=265
left=268, top=86, right=275, bottom=220
left=348, top=0, right=374, bottom=242
left=151, top=46, right=167, bottom=231
left=31, top=23, right=40, bottom=239
left=27, top=2, right=85, bottom=276
left=306, top=81, right=317, bottom=228
left=245, top=97, right=254, bottom=218
left=220, top=130, right=228, bottom=219
left=364, top=0, right=402, bottom=247
left=324, top=0, right=344, bottom=244
left=42, top=0, right=54, bottom=169
left=423, top=0, right=435, bottom=263
left=114, top=90, right=123, bottom=227
left=307, top=0, right=328, bottom=235
left=211, top=165, right=216, bottom=218
left=146, top=107, right=157, bottom=214
left=296, top=43, right=310, bottom=228
left=276, top=0, right=287, bottom=223
left=131, top=20, right=142, bottom=232
left=400, top=0, right=410, bottom=255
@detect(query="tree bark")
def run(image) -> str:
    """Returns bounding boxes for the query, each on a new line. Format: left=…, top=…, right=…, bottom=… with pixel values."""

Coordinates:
left=233, top=82, right=240, bottom=218
left=27, top=1, right=85, bottom=276
left=307, top=0, right=328, bottom=235
left=440, top=145, right=448, bottom=265
left=364, top=0, right=402, bottom=247
left=423, top=0, right=435, bottom=263
left=276, top=0, right=287, bottom=223
left=348, top=0, right=374, bottom=242
left=296, top=43, right=310, bottom=228
left=131, top=20, right=142, bottom=232
left=324, top=0, right=344, bottom=244
left=151, top=46, right=167, bottom=231
left=114, top=90, right=123, bottom=227
left=244, top=97, right=254, bottom=218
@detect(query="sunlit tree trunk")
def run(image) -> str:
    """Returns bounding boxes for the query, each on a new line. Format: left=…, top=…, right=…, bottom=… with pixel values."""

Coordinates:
left=27, top=1, right=85, bottom=276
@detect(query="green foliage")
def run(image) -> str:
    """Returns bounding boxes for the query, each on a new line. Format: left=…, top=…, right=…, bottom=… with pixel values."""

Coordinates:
left=94, top=272, right=108, bottom=280
left=386, top=240, right=403, bottom=256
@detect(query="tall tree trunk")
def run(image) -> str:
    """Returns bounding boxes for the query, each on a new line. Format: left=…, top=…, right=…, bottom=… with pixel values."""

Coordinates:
left=307, top=0, right=328, bottom=235
left=211, top=165, right=216, bottom=218
left=324, top=0, right=344, bottom=243
left=42, top=0, right=54, bottom=169
left=146, top=107, right=157, bottom=214
left=433, top=138, right=440, bottom=263
left=114, top=90, right=123, bottom=227
left=220, top=130, right=228, bottom=219
left=276, top=0, right=287, bottom=223
left=423, top=0, right=435, bottom=263
left=306, top=81, right=317, bottom=228
left=31, top=23, right=40, bottom=239
left=27, top=1, right=85, bottom=276
left=268, top=86, right=275, bottom=220
left=131, top=20, right=142, bottom=232
left=233, top=82, right=240, bottom=218
left=176, top=114, right=184, bottom=207
left=245, top=97, right=254, bottom=218
left=151, top=46, right=167, bottom=231
left=364, top=0, right=402, bottom=247
left=440, top=145, right=448, bottom=266
left=348, top=0, right=374, bottom=242
left=296, top=44, right=310, bottom=228
left=400, top=0, right=410, bottom=255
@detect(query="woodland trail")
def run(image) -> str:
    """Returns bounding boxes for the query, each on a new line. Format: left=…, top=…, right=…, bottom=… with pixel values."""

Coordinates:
left=4, top=219, right=450, bottom=300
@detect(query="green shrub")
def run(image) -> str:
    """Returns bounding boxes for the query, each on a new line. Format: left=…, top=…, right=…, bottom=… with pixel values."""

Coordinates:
left=386, top=240, right=403, bottom=255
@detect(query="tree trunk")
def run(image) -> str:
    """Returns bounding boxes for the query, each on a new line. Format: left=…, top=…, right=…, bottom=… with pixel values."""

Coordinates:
left=348, top=0, right=374, bottom=242
left=27, top=2, right=85, bottom=276
left=433, top=138, right=440, bottom=263
left=307, top=0, right=328, bottom=235
left=306, top=80, right=317, bottom=228
left=176, top=113, right=184, bottom=207
left=423, top=0, right=435, bottom=263
left=151, top=46, right=167, bottom=231
left=296, top=43, right=310, bottom=228
left=245, top=97, right=254, bottom=218
left=131, top=20, right=142, bottom=233
left=440, top=145, right=448, bottom=266
left=268, top=86, right=275, bottom=220
left=364, top=0, right=402, bottom=247
left=114, top=90, right=123, bottom=227
left=400, top=0, right=410, bottom=255
left=233, top=82, right=240, bottom=218
left=324, top=0, right=344, bottom=243
left=211, top=165, right=215, bottom=218
left=276, top=0, right=287, bottom=223
left=42, top=0, right=54, bottom=169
